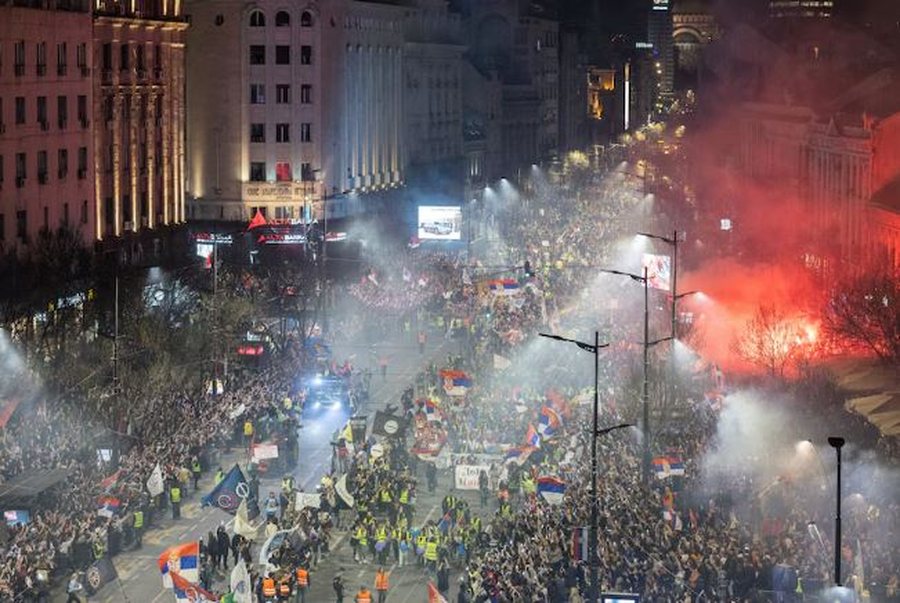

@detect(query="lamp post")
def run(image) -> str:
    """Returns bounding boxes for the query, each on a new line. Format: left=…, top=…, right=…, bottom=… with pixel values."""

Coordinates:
left=827, top=436, right=845, bottom=586
left=602, top=267, right=672, bottom=485
left=538, top=331, right=631, bottom=603
left=637, top=230, right=699, bottom=340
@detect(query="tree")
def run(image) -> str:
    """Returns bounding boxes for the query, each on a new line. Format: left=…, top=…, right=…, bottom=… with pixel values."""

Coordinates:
left=822, top=267, right=899, bottom=365
left=734, top=304, right=811, bottom=378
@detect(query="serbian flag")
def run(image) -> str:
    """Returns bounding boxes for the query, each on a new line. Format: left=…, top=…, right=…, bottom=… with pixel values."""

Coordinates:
left=537, top=476, right=566, bottom=505
left=546, top=390, right=572, bottom=419
left=428, top=581, right=449, bottom=603
left=666, top=455, right=685, bottom=476
left=570, top=527, right=588, bottom=561
left=504, top=446, right=535, bottom=466
left=96, top=496, right=121, bottom=518
left=440, top=369, right=472, bottom=397
left=99, top=469, right=123, bottom=492
left=652, top=456, right=672, bottom=479
left=170, top=570, right=218, bottom=602
left=488, top=278, right=519, bottom=295
left=524, top=423, right=541, bottom=448
left=423, top=399, right=444, bottom=422
left=538, top=405, right=563, bottom=437
left=159, top=541, right=200, bottom=589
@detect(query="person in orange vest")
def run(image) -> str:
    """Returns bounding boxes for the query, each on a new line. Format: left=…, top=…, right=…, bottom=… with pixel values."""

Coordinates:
left=277, top=574, right=293, bottom=602
left=374, top=567, right=390, bottom=603
left=355, top=585, right=372, bottom=603
left=261, top=575, right=277, bottom=602
left=294, top=566, right=310, bottom=603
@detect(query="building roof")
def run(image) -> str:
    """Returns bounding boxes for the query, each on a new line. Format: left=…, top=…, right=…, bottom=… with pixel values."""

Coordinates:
left=870, top=173, right=900, bottom=213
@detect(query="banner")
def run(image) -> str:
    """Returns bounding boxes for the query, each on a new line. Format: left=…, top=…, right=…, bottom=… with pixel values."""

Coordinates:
left=230, top=560, right=252, bottom=603
left=85, top=556, right=119, bottom=594
left=201, top=465, right=258, bottom=517
left=372, top=411, right=406, bottom=438
left=493, top=354, right=512, bottom=371
left=641, top=252, right=672, bottom=291
left=428, top=581, right=449, bottom=603
left=334, top=474, right=355, bottom=509
left=233, top=499, right=260, bottom=541
left=146, top=462, right=165, bottom=497
left=349, top=415, right=368, bottom=445
left=454, top=465, right=490, bottom=490
left=294, top=492, right=321, bottom=511
left=228, top=403, right=247, bottom=420
left=251, top=443, right=279, bottom=461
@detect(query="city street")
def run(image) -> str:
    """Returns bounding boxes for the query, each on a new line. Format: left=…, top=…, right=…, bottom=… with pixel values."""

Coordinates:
left=82, top=319, right=477, bottom=603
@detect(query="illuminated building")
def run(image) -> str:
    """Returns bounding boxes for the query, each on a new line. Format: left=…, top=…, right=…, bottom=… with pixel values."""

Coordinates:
left=647, top=0, right=674, bottom=99
left=0, top=0, right=95, bottom=248
left=92, top=0, right=188, bottom=248
left=769, top=0, right=834, bottom=19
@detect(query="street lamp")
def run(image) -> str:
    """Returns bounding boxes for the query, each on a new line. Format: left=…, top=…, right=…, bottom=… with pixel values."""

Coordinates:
left=601, top=267, right=673, bottom=485
left=827, top=436, right=846, bottom=586
left=538, top=331, right=631, bottom=603
left=636, top=230, right=698, bottom=340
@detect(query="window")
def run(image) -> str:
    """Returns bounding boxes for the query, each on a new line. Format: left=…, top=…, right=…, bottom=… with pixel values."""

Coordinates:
left=37, top=151, right=48, bottom=184
left=78, top=146, right=87, bottom=178
left=249, top=162, right=266, bottom=182
left=16, top=211, right=27, bottom=240
left=249, top=45, right=265, bottom=65
left=102, top=43, right=112, bottom=71
left=300, top=84, right=312, bottom=104
left=14, top=41, right=25, bottom=76
left=300, top=45, right=312, bottom=65
left=136, top=45, right=145, bottom=71
left=16, top=153, right=26, bottom=182
left=57, top=96, right=68, bottom=129
left=37, top=97, right=47, bottom=127
left=81, top=200, right=88, bottom=224
left=250, top=123, right=265, bottom=143
left=63, top=202, right=69, bottom=227
left=276, top=84, right=291, bottom=104
left=58, top=148, right=68, bottom=179
left=300, top=122, right=311, bottom=142
left=301, top=162, right=314, bottom=181
left=36, top=42, right=46, bottom=76
left=43, top=206, right=48, bottom=231
left=120, top=44, right=130, bottom=71
left=250, top=84, right=266, bottom=104
left=276, top=123, right=290, bottom=143
left=57, top=42, right=67, bottom=76
left=275, top=11, right=290, bottom=26
left=275, top=45, right=290, bottom=65
left=300, top=11, right=313, bottom=27
left=15, top=97, right=25, bottom=125
left=275, top=162, right=291, bottom=181
left=249, top=9, right=265, bottom=27
left=76, top=43, right=87, bottom=70
left=78, top=95, right=88, bottom=126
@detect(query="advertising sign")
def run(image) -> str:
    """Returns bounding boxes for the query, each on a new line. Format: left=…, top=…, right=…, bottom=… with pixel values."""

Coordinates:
left=641, top=253, right=672, bottom=291
left=454, top=464, right=490, bottom=490
left=418, top=206, right=462, bottom=241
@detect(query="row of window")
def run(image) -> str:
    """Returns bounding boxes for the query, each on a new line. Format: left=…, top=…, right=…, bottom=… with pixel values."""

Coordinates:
left=248, top=9, right=314, bottom=28
left=0, top=95, right=90, bottom=130
left=0, top=148, right=89, bottom=186
left=250, top=122, right=311, bottom=143
left=249, top=83, right=312, bottom=105
left=100, top=42, right=165, bottom=74
left=248, top=161, right=315, bottom=182
left=2, top=41, right=89, bottom=78
left=0, top=203, right=89, bottom=242
left=249, top=45, right=313, bottom=66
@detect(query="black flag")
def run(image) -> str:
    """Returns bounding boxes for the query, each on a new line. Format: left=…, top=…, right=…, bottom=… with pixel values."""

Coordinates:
left=85, top=556, right=119, bottom=594
left=372, top=411, right=406, bottom=438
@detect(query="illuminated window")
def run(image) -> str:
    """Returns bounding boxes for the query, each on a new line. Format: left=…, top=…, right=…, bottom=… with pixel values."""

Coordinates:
left=275, top=162, right=291, bottom=181
left=250, top=84, right=265, bottom=104
left=300, top=123, right=311, bottom=142
left=249, top=10, right=265, bottom=27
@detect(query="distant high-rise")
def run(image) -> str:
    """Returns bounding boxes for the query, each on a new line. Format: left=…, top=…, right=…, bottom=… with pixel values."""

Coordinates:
left=648, top=0, right=674, bottom=97
left=769, top=0, right=834, bottom=19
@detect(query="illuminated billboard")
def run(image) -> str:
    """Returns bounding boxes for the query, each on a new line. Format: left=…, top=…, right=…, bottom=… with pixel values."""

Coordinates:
left=418, top=206, right=462, bottom=241
left=641, top=253, right=672, bottom=291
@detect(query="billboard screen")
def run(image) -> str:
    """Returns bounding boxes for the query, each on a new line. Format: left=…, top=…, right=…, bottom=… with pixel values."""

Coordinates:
left=418, top=206, right=462, bottom=241
left=641, top=253, right=672, bottom=291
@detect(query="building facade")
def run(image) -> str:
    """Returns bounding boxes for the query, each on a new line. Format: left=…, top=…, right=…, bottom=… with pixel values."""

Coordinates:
left=0, top=1, right=95, bottom=250
left=93, top=0, right=188, bottom=246
left=648, top=0, right=674, bottom=99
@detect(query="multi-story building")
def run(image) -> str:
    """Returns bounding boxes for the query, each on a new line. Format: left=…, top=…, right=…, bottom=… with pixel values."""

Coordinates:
left=186, top=0, right=406, bottom=222
left=769, top=0, right=834, bottom=19
left=515, top=6, right=558, bottom=158
left=402, top=0, right=465, bottom=197
left=93, top=0, right=188, bottom=249
left=0, top=0, right=95, bottom=250
left=648, top=0, right=674, bottom=100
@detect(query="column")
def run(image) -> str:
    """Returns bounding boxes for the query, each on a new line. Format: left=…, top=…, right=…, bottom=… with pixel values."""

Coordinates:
left=146, top=91, right=157, bottom=229
left=113, top=92, right=123, bottom=237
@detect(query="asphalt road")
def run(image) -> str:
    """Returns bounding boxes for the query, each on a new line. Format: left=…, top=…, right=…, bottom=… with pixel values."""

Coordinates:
left=77, top=322, right=481, bottom=603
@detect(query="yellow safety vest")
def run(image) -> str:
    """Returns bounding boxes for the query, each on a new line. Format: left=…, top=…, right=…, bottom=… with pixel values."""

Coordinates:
left=356, top=527, right=368, bottom=546
left=170, top=487, right=181, bottom=503
left=133, top=511, right=144, bottom=529
left=424, top=541, right=438, bottom=561
left=243, top=421, right=253, bottom=436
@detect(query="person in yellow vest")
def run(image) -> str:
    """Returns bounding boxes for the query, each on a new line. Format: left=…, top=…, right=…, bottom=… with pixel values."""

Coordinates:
left=282, top=474, right=295, bottom=497
left=424, top=538, right=439, bottom=573
left=261, top=575, right=277, bottom=602
left=521, top=474, right=536, bottom=498
left=355, top=586, right=372, bottom=603
left=354, top=524, right=368, bottom=563
left=294, top=566, right=310, bottom=603
left=374, top=567, right=390, bottom=603
left=415, top=533, right=427, bottom=566
left=191, top=457, right=202, bottom=490
left=132, top=508, right=144, bottom=547
left=170, top=484, right=181, bottom=519
left=374, top=523, right=388, bottom=564
left=243, top=420, right=254, bottom=447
